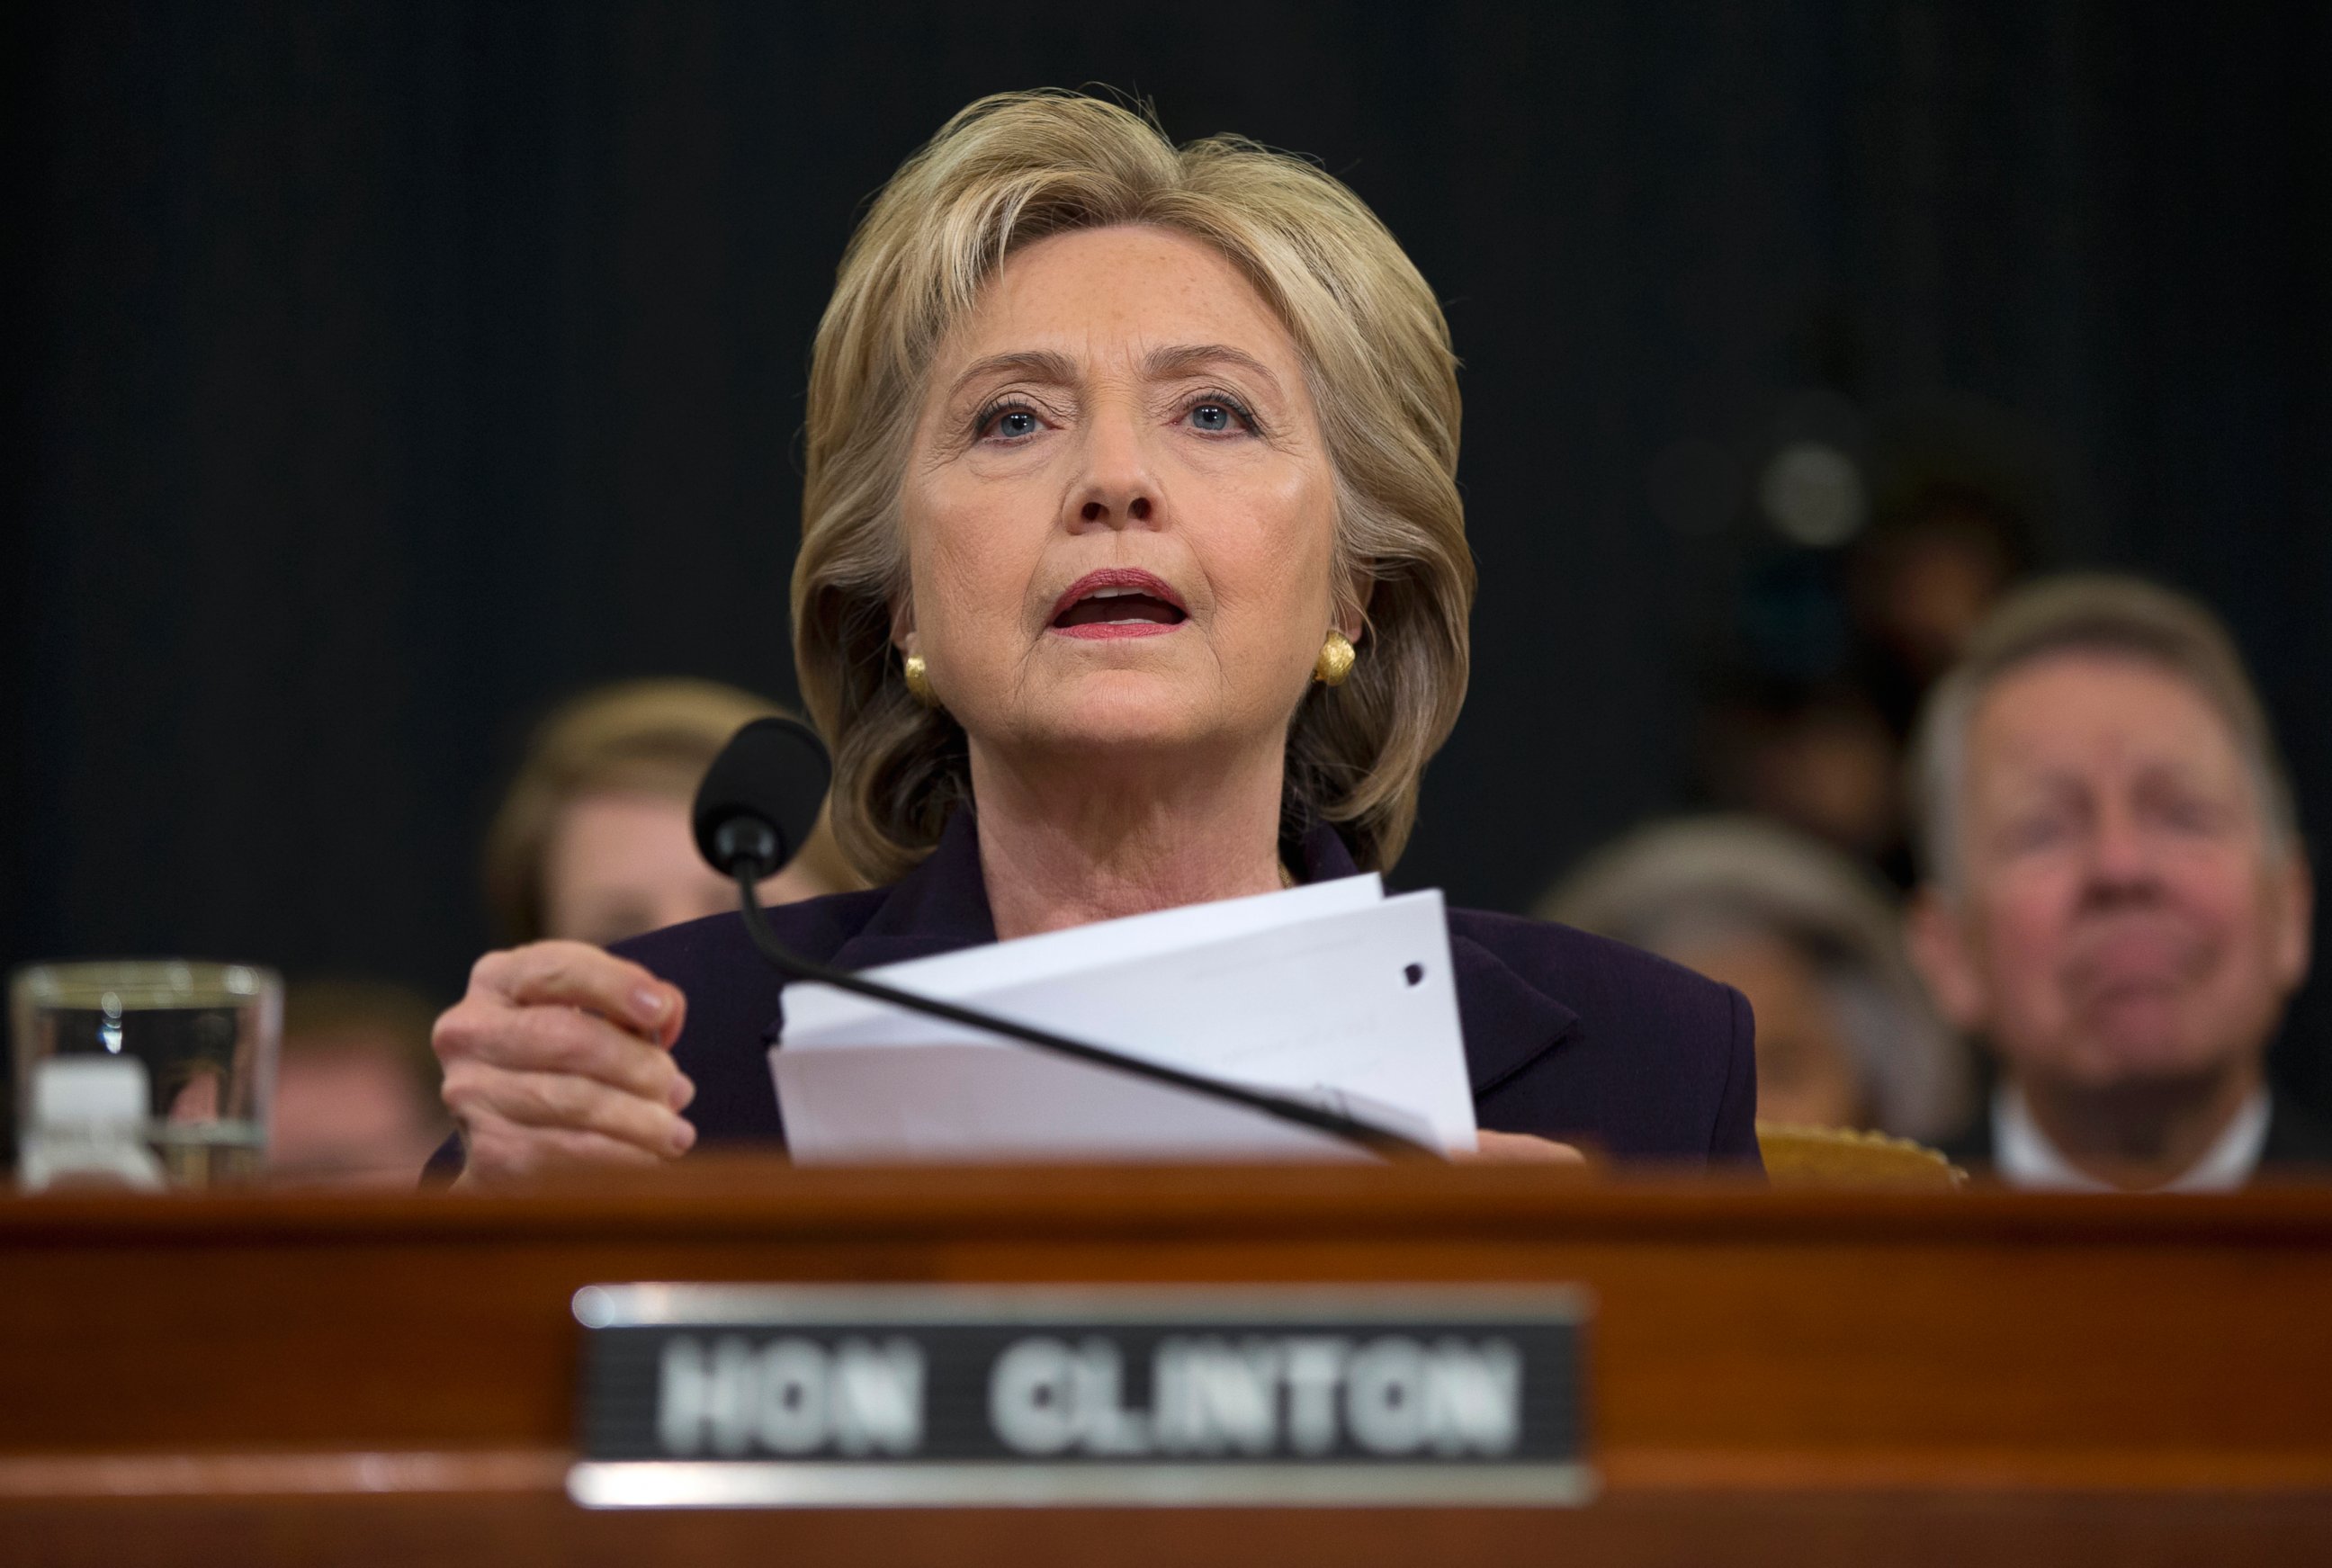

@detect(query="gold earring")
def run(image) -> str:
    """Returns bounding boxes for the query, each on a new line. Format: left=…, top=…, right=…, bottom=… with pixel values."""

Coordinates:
left=902, top=652, right=936, bottom=706
left=1314, top=631, right=1356, bottom=686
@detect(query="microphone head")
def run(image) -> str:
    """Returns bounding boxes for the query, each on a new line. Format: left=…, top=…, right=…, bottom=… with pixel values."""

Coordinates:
left=691, top=716, right=833, bottom=881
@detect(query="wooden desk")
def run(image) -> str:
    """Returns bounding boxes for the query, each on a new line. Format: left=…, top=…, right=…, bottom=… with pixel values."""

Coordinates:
left=4, top=1159, right=2329, bottom=1563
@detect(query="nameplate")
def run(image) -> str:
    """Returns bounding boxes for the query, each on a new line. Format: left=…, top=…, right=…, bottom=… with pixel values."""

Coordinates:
left=568, top=1283, right=1590, bottom=1508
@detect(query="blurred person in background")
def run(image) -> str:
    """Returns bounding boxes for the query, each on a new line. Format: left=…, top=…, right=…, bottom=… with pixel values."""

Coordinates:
left=1700, top=682, right=1904, bottom=878
left=273, top=980, right=450, bottom=1185
left=1542, top=816, right=1968, bottom=1142
left=1700, top=467, right=2035, bottom=890
left=1906, top=577, right=2332, bottom=1190
left=485, top=678, right=857, bottom=948
left=1847, top=477, right=2032, bottom=738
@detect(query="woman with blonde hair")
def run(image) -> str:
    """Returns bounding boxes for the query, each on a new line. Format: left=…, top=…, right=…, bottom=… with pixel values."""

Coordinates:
left=432, top=92, right=1756, bottom=1179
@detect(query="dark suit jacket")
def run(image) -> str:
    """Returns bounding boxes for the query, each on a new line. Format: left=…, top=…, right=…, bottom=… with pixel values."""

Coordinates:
left=1942, top=1089, right=2332, bottom=1177
left=609, top=811, right=1761, bottom=1167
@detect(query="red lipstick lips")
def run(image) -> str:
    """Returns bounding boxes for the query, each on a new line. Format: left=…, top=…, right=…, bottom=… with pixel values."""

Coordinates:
left=1048, top=569, right=1189, bottom=641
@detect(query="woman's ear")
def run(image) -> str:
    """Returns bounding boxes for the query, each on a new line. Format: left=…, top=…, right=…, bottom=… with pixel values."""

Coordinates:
left=1336, top=562, right=1374, bottom=646
left=889, top=595, right=918, bottom=659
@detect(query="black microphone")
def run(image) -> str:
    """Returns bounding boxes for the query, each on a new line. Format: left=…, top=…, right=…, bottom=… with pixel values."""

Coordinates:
left=693, top=717, right=1433, bottom=1162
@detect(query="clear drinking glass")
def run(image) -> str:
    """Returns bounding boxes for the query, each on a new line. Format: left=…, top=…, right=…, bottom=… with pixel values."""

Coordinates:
left=10, top=960, right=282, bottom=1189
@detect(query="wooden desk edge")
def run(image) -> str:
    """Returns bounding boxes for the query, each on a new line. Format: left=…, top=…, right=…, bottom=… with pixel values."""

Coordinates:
left=6, top=1446, right=2330, bottom=1501
left=9, top=1162, right=2332, bottom=1247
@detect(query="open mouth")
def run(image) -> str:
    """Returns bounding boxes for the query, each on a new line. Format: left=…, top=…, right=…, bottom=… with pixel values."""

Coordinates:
left=1049, top=569, right=1189, bottom=640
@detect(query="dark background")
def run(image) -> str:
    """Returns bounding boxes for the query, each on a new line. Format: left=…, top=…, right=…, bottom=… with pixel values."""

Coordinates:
left=8, top=3, right=2330, bottom=1115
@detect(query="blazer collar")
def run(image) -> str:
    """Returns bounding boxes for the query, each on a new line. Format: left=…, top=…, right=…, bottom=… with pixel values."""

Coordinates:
left=826, top=808, right=999, bottom=972
left=1449, top=931, right=1579, bottom=1097
left=830, top=811, right=1367, bottom=970
left=821, top=810, right=1577, bottom=1098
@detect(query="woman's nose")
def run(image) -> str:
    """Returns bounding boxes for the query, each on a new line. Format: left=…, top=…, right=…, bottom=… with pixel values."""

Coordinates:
left=1068, top=411, right=1160, bottom=530
left=1078, top=493, right=1153, bottom=525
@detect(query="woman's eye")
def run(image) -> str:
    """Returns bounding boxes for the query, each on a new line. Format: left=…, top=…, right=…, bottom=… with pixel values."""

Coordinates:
left=988, top=408, right=1040, bottom=440
left=1183, top=396, right=1254, bottom=435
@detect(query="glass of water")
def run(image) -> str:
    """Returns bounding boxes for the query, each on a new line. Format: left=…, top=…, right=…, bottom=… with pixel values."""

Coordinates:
left=10, top=961, right=282, bottom=1189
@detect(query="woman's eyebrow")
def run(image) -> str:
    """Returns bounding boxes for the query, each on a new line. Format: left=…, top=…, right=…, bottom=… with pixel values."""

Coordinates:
left=947, top=350, right=1078, bottom=399
left=1144, top=343, right=1283, bottom=394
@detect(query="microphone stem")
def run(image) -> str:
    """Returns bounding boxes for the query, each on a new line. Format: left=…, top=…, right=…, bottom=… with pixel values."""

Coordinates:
left=733, top=870, right=1438, bottom=1163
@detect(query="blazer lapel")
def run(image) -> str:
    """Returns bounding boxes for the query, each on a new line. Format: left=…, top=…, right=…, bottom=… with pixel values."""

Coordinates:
left=759, top=811, right=997, bottom=1049
left=826, top=808, right=999, bottom=972
left=1450, top=929, right=1580, bottom=1098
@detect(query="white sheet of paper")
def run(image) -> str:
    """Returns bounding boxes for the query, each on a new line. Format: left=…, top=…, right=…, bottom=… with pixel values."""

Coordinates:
left=771, top=885, right=1476, bottom=1163
left=777, top=871, right=1386, bottom=1041
left=772, top=1046, right=1439, bottom=1163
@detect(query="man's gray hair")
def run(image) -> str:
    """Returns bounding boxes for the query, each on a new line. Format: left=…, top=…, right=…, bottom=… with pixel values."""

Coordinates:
left=1906, top=574, right=2301, bottom=888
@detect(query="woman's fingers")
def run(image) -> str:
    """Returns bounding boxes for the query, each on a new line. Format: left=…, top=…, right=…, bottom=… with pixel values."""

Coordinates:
left=435, top=943, right=691, bottom=1096
left=433, top=940, right=698, bottom=1187
left=451, top=1117, right=668, bottom=1188
left=1458, top=1130, right=1590, bottom=1165
left=451, top=996, right=686, bottom=1102
left=471, top=941, right=686, bottom=1045
left=442, top=1060, right=695, bottom=1158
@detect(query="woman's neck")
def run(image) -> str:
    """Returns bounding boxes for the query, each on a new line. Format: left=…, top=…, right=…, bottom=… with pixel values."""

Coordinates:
left=968, top=739, right=1289, bottom=941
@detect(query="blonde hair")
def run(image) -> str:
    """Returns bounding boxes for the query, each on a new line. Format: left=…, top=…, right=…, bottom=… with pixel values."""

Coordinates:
left=1907, top=574, right=2301, bottom=885
left=793, top=91, right=1474, bottom=882
left=282, top=978, right=446, bottom=1097
left=485, top=678, right=794, bottom=943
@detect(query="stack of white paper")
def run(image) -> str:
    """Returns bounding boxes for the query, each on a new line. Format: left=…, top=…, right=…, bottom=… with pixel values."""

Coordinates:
left=769, top=875, right=1477, bottom=1163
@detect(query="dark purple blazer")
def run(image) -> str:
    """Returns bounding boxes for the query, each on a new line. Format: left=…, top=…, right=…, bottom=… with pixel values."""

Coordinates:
left=612, top=811, right=1762, bottom=1167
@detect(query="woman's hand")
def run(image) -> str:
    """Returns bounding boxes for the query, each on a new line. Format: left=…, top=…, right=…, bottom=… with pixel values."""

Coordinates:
left=1456, top=1130, right=1589, bottom=1165
left=432, top=942, right=695, bottom=1187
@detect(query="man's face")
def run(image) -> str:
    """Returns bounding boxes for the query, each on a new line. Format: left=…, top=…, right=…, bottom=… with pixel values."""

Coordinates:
left=1912, top=652, right=2310, bottom=1095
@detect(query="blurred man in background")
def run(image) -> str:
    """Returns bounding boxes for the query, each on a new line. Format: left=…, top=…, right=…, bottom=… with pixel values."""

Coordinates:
left=1905, top=577, right=2332, bottom=1189
left=484, top=678, right=857, bottom=948
left=1543, top=816, right=1968, bottom=1142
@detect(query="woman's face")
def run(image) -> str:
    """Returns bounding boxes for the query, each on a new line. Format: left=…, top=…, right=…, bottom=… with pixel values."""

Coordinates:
left=895, top=225, right=1352, bottom=770
left=1672, top=930, right=1870, bottom=1130
left=542, top=789, right=824, bottom=947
